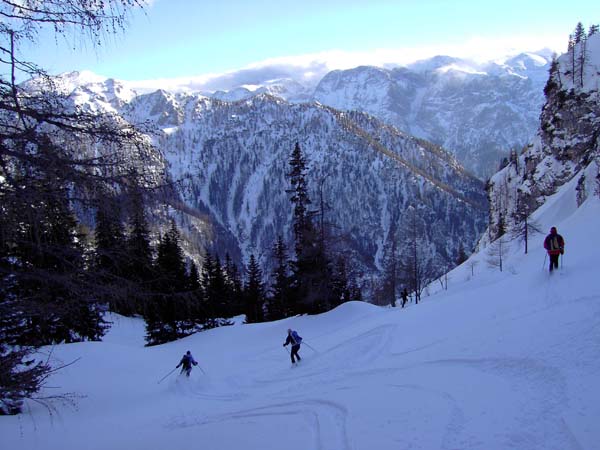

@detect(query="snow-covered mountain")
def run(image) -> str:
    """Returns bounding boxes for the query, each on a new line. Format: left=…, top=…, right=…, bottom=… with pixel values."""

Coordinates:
left=211, top=78, right=312, bottom=103
left=36, top=71, right=487, bottom=280
left=485, top=33, right=600, bottom=243
left=313, top=52, right=553, bottom=177
left=123, top=92, right=487, bottom=275
left=56, top=51, right=552, bottom=178
left=2, top=149, right=599, bottom=449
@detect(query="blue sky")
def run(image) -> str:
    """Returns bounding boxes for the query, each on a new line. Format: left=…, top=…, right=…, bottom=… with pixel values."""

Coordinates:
left=20, top=0, right=598, bottom=82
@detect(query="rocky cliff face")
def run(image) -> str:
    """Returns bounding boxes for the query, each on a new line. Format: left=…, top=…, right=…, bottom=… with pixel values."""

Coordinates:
left=485, top=34, right=600, bottom=243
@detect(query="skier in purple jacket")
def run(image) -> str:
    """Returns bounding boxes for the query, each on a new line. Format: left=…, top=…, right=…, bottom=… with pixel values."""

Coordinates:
left=176, top=351, right=198, bottom=377
left=283, top=329, right=302, bottom=364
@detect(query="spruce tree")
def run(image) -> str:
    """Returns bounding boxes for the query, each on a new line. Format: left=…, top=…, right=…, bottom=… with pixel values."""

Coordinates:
left=201, top=253, right=229, bottom=327
left=186, top=261, right=206, bottom=329
left=268, top=236, right=291, bottom=320
left=94, top=193, right=130, bottom=314
left=456, top=242, right=468, bottom=265
left=5, top=164, right=107, bottom=346
left=224, top=252, right=243, bottom=317
left=574, top=22, right=585, bottom=43
left=244, top=254, right=265, bottom=323
left=144, top=221, right=190, bottom=346
left=330, top=256, right=351, bottom=308
left=123, top=185, right=154, bottom=315
left=286, top=143, right=332, bottom=314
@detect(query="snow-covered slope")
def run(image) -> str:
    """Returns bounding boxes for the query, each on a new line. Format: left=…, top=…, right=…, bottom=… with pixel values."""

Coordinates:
left=2, top=171, right=599, bottom=449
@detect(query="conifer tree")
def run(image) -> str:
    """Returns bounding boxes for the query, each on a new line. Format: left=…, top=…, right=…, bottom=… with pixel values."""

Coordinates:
left=94, top=193, right=130, bottom=314
left=544, top=55, right=561, bottom=98
left=574, top=22, right=585, bottom=43
left=144, top=221, right=190, bottom=346
left=244, top=254, right=265, bottom=323
left=155, top=221, right=188, bottom=289
left=224, top=252, right=243, bottom=317
left=186, top=260, right=206, bottom=328
left=456, top=242, right=468, bottom=265
left=187, top=261, right=201, bottom=291
left=268, top=236, right=291, bottom=320
left=123, top=184, right=154, bottom=315
left=568, top=34, right=576, bottom=80
left=330, top=256, right=351, bottom=308
left=201, top=253, right=229, bottom=327
left=4, top=164, right=107, bottom=346
left=286, top=143, right=333, bottom=314
left=288, top=143, right=312, bottom=256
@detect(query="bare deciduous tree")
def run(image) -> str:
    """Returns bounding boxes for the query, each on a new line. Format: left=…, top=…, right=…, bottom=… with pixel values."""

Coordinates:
left=511, top=190, right=542, bottom=254
left=486, top=236, right=509, bottom=272
left=398, top=206, right=436, bottom=304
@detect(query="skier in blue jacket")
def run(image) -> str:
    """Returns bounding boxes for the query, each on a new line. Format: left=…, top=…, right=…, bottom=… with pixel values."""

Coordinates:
left=283, top=329, right=302, bottom=364
left=176, top=351, right=198, bottom=377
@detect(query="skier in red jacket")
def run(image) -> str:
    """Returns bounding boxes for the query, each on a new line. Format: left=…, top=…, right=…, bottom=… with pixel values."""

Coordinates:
left=543, top=227, right=565, bottom=272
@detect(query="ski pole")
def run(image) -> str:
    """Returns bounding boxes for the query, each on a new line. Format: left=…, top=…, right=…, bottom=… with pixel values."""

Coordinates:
left=542, top=253, right=547, bottom=271
left=197, top=365, right=206, bottom=375
left=302, top=341, right=318, bottom=353
left=157, top=367, right=178, bottom=384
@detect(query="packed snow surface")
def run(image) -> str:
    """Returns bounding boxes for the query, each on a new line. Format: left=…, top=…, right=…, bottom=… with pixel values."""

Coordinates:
left=2, top=184, right=599, bottom=450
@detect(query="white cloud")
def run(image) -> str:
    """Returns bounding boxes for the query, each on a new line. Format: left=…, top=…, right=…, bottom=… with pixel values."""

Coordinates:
left=125, top=34, right=566, bottom=94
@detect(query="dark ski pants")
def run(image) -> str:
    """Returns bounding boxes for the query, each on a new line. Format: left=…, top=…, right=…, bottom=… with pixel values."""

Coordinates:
left=181, top=366, right=192, bottom=377
left=549, top=254, right=560, bottom=271
left=290, top=344, right=301, bottom=363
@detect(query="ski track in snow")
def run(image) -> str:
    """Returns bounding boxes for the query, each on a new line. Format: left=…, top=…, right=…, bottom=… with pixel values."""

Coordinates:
left=420, top=357, right=577, bottom=450
left=387, top=383, right=467, bottom=450
left=166, top=399, right=353, bottom=450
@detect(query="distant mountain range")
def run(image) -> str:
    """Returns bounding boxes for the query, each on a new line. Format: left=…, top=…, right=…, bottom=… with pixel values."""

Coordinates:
left=313, top=52, right=553, bottom=177
left=68, top=50, right=551, bottom=178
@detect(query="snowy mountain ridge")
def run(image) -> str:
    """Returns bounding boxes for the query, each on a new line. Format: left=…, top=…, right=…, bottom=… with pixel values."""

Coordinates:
left=50, top=50, right=552, bottom=177
left=313, top=51, right=553, bottom=177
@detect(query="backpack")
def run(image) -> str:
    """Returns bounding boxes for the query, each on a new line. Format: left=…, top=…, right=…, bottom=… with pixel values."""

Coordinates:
left=549, top=235, right=562, bottom=251
left=291, top=331, right=302, bottom=344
